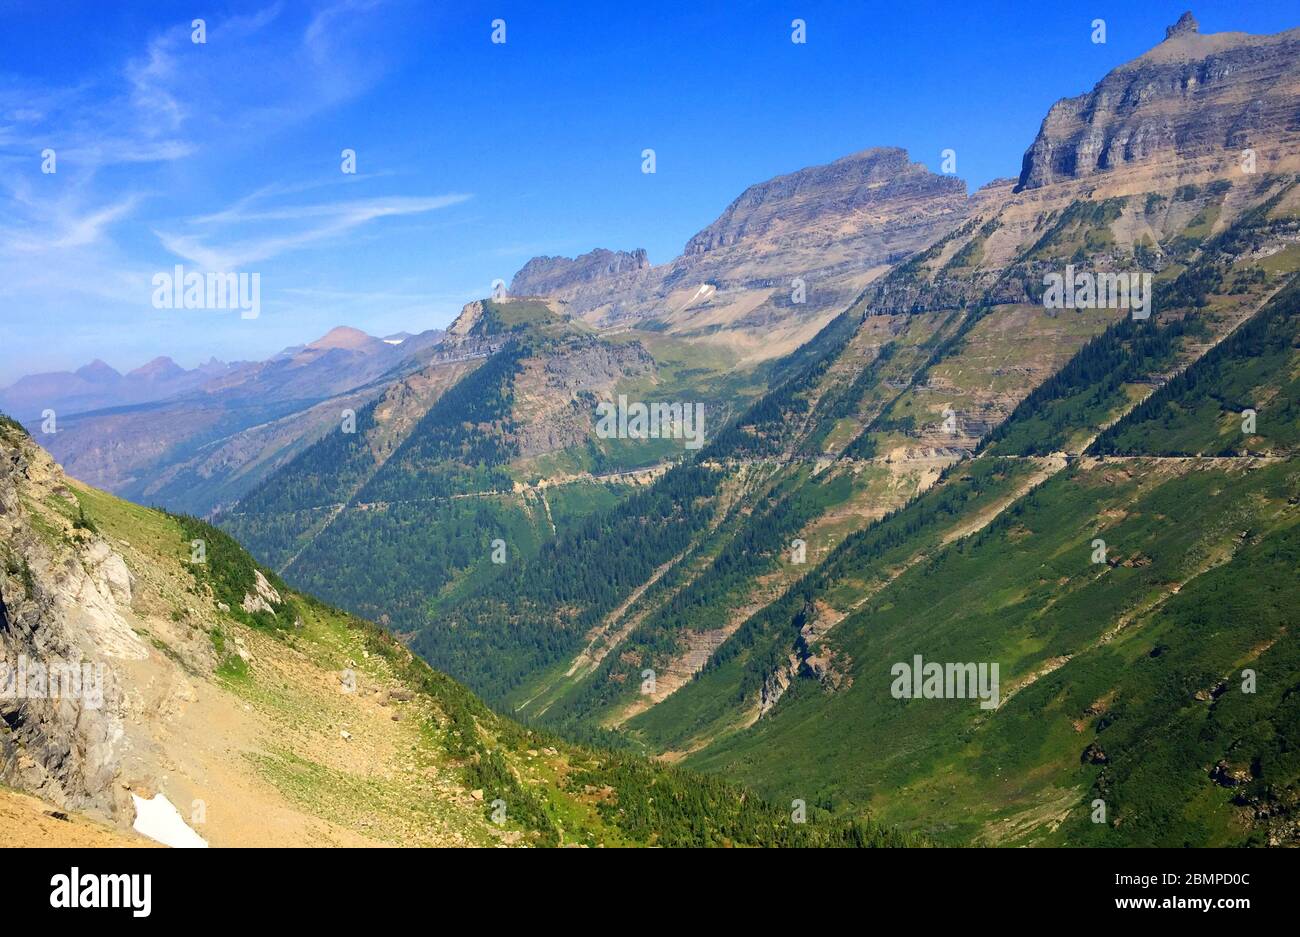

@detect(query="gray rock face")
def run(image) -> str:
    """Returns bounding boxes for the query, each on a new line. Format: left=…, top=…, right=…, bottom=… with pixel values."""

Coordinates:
left=83, top=541, right=134, bottom=605
left=0, top=432, right=133, bottom=820
left=681, top=147, right=964, bottom=262
left=512, top=336, right=656, bottom=459
left=541, top=337, right=654, bottom=392
left=1166, top=11, right=1199, bottom=40
left=240, top=569, right=283, bottom=615
left=1017, top=17, right=1300, bottom=190
left=511, top=248, right=650, bottom=298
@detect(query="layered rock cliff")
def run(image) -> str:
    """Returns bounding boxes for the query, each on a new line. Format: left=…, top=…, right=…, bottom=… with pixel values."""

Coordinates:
left=679, top=146, right=966, bottom=271
left=1017, top=12, right=1300, bottom=190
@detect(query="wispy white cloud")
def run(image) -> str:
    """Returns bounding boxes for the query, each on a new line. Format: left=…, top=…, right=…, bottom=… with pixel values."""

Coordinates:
left=305, top=0, right=384, bottom=64
left=0, top=0, right=412, bottom=273
left=156, top=193, right=473, bottom=269
left=125, top=33, right=187, bottom=135
left=37, top=197, right=141, bottom=251
left=187, top=171, right=398, bottom=226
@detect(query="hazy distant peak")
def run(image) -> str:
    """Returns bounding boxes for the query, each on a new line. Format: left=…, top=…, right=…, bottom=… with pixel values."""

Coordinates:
left=75, top=359, right=123, bottom=384
left=129, top=356, right=185, bottom=380
left=306, top=326, right=380, bottom=351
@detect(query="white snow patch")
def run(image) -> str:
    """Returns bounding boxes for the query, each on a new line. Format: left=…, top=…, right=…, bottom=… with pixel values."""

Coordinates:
left=131, top=793, right=208, bottom=848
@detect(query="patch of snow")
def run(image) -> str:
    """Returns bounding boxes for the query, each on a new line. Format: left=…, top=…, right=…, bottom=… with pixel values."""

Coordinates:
left=131, top=793, right=208, bottom=848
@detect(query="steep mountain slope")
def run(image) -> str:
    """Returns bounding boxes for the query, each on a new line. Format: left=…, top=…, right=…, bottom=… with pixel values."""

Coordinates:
left=0, top=415, right=913, bottom=847
left=1091, top=273, right=1300, bottom=456
left=662, top=284, right=1300, bottom=845
left=223, top=154, right=1015, bottom=701
left=510, top=147, right=970, bottom=364
left=683, top=452, right=1299, bottom=846
left=397, top=14, right=1300, bottom=846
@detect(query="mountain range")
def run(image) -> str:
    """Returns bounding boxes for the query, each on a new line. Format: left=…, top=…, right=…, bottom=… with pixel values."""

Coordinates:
left=511, top=146, right=970, bottom=364
left=0, top=357, right=235, bottom=425
left=7, top=327, right=446, bottom=516
left=3, top=11, right=1299, bottom=847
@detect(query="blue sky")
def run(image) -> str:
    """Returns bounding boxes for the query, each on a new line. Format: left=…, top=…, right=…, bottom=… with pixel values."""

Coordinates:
left=0, top=0, right=1295, bottom=383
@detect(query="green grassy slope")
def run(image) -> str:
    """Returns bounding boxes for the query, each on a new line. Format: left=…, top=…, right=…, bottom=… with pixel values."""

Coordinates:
left=624, top=457, right=1046, bottom=753
left=684, top=459, right=1299, bottom=846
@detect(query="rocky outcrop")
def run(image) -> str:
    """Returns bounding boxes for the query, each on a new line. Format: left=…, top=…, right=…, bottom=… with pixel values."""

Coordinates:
left=1210, top=759, right=1252, bottom=787
left=511, top=334, right=657, bottom=459
left=0, top=427, right=136, bottom=820
left=540, top=337, right=654, bottom=392
left=1017, top=14, right=1300, bottom=190
left=1081, top=742, right=1109, bottom=765
left=511, top=248, right=650, bottom=298
left=240, top=569, right=283, bottom=615
left=1166, top=11, right=1199, bottom=40
left=756, top=602, right=850, bottom=719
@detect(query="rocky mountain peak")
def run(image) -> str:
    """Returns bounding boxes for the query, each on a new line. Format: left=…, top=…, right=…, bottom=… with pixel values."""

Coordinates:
left=306, top=326, right=379, bottom=352
left=501, top=145, right=970, bottom=356
left=1165, top=11, right=1199, bottom=40
left=680, top=146, right=964, bottom=259
left=128, top=356, right=185, bottom=381
left=1015, top=18, right=1300, bottom=190
left=196, top=357, right=230, bottom=374
left=74, top=360, right=122, bottom=384
left=510, top=247, right=650, bottom=299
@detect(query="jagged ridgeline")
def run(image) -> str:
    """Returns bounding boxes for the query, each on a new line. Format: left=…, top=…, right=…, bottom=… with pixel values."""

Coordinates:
left=0, top=416, right=919, bottom=846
